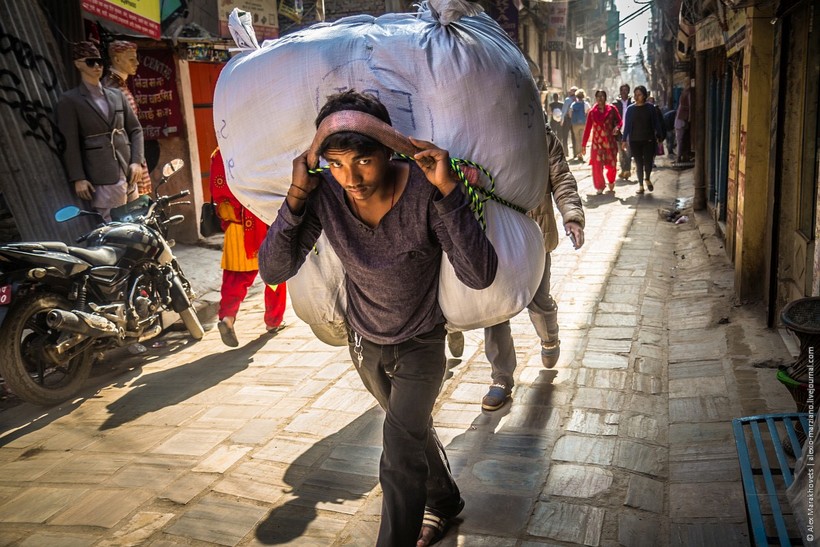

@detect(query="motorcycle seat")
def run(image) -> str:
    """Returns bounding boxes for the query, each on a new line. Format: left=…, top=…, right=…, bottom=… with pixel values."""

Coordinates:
left=9, top=241, right=70, bottom=253
left=67, top=246, right=124, bottom=266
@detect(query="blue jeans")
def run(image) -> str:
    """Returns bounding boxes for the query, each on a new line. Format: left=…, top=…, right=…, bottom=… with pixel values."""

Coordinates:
left=348, top=322, right=461, bottom=546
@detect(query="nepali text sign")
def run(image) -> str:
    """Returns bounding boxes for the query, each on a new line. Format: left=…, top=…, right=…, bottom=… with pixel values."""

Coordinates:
left=218, top=0, right=279, bottom=42
left=544, top=2, right=568, bottom=51
left=81, top=0, right=160, bottom=40
left=487, top=0, right=519, bottom=43
left=133, top=49, right=182, bottom=139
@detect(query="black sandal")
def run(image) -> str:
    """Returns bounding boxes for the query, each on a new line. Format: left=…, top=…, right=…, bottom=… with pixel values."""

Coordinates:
left=420, top=511, right=447, bottom=545
left=418, top=498, right=465, bottom=545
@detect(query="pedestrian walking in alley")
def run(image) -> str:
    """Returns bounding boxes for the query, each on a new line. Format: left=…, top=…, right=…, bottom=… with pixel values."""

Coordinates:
left=547, top=92, right=564, bottom=140
left=560, top=86, right=578, bottom=156
left=663, top=107, right=677, bottom=157
left=480, top=123, right=585, bottom=411
left=211, top=148, right=287, bottom=347
left=582, top=89, right=622, bottom=195
left=612, top=84, right=633, bottom=179
left=622, top=85, right=664, bottom=194
left=258, top=90, right=498, bottom=547
left=56, top=41, right=143, bottom=221
left=647, top=96, right=666, bottom=162
left=570, top=89, right=591, bottom=161
left=675, top=84, right=693, bottom=163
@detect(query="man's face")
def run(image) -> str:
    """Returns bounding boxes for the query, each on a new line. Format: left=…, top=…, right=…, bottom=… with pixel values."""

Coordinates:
left=568, top=88, right=577, bottom=97
left=112, top=50, right=139, bottom=76
left=74, top=57, right=103, bottom=83
left=323, top=147, right=391, bottom=201
left=620, top=86, right=629, bottom=100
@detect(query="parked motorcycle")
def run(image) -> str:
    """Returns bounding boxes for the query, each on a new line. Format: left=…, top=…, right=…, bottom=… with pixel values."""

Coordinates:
left=0, top=159, right=204, bottom=406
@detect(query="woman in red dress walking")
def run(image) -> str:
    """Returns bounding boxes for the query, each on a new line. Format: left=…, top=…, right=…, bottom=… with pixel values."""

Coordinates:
left=582, top=89, right=622, bottom=195
left=210, top=148, right=287, bottom=347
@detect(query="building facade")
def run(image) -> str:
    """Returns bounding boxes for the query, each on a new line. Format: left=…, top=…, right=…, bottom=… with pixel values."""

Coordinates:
left=648, top=0, right=819, bottom=325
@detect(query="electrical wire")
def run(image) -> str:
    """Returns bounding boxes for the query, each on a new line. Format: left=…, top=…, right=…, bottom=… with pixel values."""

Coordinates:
left=611, top=2, right=652, bottom=32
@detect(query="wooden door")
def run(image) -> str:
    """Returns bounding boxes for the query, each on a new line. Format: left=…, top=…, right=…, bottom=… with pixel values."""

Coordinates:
left=188, top=62, right=225, bottom=201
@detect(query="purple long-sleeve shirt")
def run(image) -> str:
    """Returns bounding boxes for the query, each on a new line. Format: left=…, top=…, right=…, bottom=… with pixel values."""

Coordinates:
left=258, top=161, right=498, bottom=345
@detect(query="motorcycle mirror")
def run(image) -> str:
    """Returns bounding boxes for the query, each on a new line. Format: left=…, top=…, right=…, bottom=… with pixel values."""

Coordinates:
left=55, top=206, right=81, bottom=222
left=162, top=159, right=185, bottom=178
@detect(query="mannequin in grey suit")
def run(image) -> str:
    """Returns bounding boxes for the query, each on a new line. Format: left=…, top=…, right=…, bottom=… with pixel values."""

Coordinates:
left=56, top=41, right=143, bottom=221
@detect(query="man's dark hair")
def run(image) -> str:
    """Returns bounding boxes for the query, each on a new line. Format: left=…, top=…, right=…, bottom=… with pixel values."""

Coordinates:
left=620, top=84, right=630, bottom=92
left=315, top=90, right=392, bottom=157
left=634, top=85, right=648, bottom=97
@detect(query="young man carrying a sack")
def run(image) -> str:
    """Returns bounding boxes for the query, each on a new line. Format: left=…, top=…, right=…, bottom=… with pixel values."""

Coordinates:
left=258, top=90, right=498, bottom=547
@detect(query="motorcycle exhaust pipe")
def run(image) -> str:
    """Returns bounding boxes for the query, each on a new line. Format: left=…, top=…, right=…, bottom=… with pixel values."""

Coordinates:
left=46, top=309, right=121, bottom=338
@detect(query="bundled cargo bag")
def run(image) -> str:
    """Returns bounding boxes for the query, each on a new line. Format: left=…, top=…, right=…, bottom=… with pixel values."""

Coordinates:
left=287, top=232, right=348, bottom=346
left=215, top=1, right=549, bottom=337
left=213, top=0, right=549, bottom=223
left=439, top=200, right=544, bottom=330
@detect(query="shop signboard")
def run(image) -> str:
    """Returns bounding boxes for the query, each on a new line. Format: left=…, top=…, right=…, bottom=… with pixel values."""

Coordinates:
left=133, top=49, right=182, bottom=139
left=487, top=0, right=519, bottom=43
left=544, top=1, right=568, bottom=51
left=725, top=8, right=746, bottom=57
left=695, top=15, right=725, bottom=51
left=81, top=0, right=161, bottom=39
left=218, top=0, right=279, bottom=41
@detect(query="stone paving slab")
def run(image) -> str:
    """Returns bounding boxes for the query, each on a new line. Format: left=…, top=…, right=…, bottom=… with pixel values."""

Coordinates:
left=543, top=463, right=613, bottom=498
left=0, top=486, right=87, bottom=523
left=50, top=488, right=153, bottom=528
left=164, top=494, right=269, bottom=546
left=528, top=501, right=606, bottom=546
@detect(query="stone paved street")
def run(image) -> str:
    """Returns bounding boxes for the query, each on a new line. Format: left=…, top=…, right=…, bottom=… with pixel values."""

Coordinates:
left=0, top=157, right=797, bottom=546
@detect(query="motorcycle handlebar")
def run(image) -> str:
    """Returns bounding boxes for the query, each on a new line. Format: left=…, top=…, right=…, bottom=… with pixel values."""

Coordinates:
left=161, top=189, right=190, bottom=202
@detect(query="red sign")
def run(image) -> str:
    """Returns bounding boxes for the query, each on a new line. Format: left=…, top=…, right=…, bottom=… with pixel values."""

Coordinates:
left=82, top=0, right=161, bottom=40
left=132, top=49, right=183, bottom=139
left=0, top=285, right=11, bottom=306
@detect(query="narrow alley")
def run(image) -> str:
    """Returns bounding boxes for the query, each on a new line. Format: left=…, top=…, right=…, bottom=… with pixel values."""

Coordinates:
left=0, top=157, right=797, bottom=546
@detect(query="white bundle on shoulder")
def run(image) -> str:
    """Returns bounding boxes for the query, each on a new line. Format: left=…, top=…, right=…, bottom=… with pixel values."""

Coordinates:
left=288, top=233, right=348, bottom=346
left=215, top=0, right=549, bottom=342
left=214, top=0, right=548, bottom=221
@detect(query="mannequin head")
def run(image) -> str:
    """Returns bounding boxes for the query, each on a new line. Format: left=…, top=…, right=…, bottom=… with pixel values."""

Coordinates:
left=108, top=41, right=139, bottom=77
left=72, top=41, right=103, bottom=85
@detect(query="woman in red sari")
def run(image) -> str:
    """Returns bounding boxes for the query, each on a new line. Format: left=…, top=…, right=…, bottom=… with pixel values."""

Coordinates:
left=582, top=90, right=622, bottom=195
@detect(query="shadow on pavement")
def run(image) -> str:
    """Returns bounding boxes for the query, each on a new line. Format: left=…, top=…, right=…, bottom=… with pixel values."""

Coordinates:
left=252, top=365, right=560, bottom=544
left=582, top=190, right=642, bottom=210
left=99, top=333, right=271, bottom=430
left=442, top=368, right=559, bottom=538
left=254, top=407, right=382, bottom=544
left=0, top=330, right=206, bottom=445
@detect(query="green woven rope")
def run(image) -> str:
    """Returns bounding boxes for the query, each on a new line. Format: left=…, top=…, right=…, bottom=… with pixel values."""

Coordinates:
left=776, top=368, right=808, bottom=388
left=307, top=155, right=526, bottom=231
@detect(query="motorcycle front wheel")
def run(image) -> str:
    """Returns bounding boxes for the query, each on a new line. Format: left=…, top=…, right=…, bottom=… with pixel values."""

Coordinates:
left=0, top=293, right=94, bottom=406
left=179, top=306, right=204, bottom=341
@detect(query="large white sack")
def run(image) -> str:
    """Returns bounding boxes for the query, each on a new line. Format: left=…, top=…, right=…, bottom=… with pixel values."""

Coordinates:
left=287, top=232, right=348, bottom=346
left=439, top=200, right=545, bottom=330
left=213, top=5, right=549, bottom=224
left=286, top=196, right=544, bottom=337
